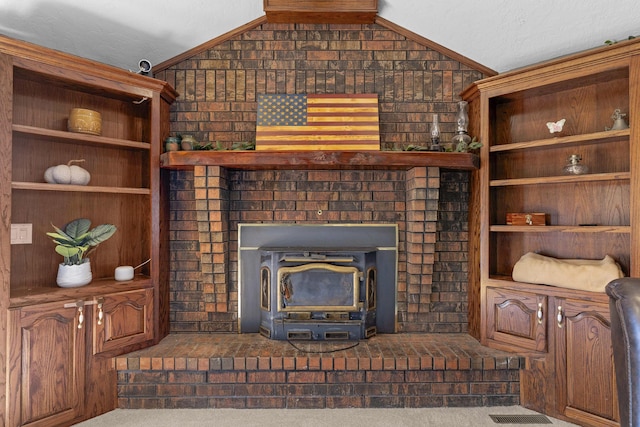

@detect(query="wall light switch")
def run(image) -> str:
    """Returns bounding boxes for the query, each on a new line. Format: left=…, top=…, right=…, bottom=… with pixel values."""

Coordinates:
left=11, top=223, right=32, bottom=244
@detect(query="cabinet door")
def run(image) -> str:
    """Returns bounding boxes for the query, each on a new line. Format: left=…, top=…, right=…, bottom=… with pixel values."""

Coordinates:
left=7, top=302, right=85, bottom=427
left=486, top=287, right=547, bottom=352
left=93, top=288, right=154, bottom=355
left=555, top=298, right=618, bottom=427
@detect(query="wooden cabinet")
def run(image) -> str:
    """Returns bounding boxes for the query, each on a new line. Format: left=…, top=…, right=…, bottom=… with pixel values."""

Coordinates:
left=485, top=284, right=618, bottom=426
left=93, top=288, right=154, bottom=356
left=7, top=302, right=85, bottom=427
left=464, top=37, right=640, bottom=426
left=7, top=287, right=154, bottom=427
left=485, top=286, right=547, bottom=353
left=555, top=298, right=618, bottom=426
left=0, top=35, right=177, bottom=425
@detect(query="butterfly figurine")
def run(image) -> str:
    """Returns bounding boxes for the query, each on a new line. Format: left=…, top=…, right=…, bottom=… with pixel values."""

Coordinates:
left=546, top=118, right=566, bottom=133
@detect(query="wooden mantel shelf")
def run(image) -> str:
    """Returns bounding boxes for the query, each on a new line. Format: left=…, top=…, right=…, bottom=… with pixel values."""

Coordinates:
left=159, top=150, right=479, bottom=171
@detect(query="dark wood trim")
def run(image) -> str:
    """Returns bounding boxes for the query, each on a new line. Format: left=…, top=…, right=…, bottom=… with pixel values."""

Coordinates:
left=154, top=16, right=269, bottom=73
left=0, top=51, right=12, bottom=427
left=8, top=278, right=153, bottom=309
left=471, top=36, right=640, bottom=95
left=373, top=16, right=497, bottom=77
left=264, top=0, right=377, bottom=24
left=0, top=35, right=177, bottom=99
left=160, top=150, right=479, bottom=171
left=265, top=12, right=377, bottom=24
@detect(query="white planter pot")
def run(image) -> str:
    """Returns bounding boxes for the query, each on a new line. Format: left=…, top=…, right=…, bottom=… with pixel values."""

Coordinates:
left=57, top=260, right=92, bottom=288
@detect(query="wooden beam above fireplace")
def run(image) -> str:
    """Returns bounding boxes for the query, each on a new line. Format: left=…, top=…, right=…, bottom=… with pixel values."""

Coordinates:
left=159, top=150, right=479, bottom=171
left=263, top=0, right=378, bottom=24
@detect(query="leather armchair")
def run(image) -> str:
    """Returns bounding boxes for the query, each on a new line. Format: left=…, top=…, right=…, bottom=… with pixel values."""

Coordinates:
left=606, top=277, right=640, bottom=427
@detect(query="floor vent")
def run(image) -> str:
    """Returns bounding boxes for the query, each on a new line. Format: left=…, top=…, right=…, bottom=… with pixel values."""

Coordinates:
left=489, top=414, right=552, bottom=424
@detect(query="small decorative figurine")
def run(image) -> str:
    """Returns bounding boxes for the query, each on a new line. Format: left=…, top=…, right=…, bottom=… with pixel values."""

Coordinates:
left=606, top=109, right=629, bottom=131
left=562, top=154, right=589, bottom=175
left=546, top=118, right=566, bottom=134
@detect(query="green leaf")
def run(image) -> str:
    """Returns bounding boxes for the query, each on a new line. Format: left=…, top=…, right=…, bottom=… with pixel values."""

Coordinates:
left=55, top=246, right=82, bottom=258
left=65, top=218, right=91, bottom=239
left=49, top=224, right=74, bottom=241
left=46, top=232, right=74, bottom=243
left=46, top=232, right=64, bottom=239
left=85, top=224, right=117, bottom=246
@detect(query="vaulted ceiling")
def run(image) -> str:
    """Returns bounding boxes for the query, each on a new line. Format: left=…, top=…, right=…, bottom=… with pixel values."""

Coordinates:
left=0, top=0, right=638, bottom=74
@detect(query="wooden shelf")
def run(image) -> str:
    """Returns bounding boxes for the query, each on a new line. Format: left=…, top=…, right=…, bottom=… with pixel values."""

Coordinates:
left=490, top=225, right=630, bottom=233
left=485, top=276, right=612, bottom=303
left=490, top=129, right=630, bottom=152
left=13, top=124, right=150, bottom=150
left=12, top=181, right=150, bottom=194
left=1, top=34, right=178, bottom=427
left=465, top=37, right=639, bottom=425
left=9, top=276, right=153, bottom=308
left=490, top=171, right=630, bottom=186
left=160, top=150, right=480, bottom=171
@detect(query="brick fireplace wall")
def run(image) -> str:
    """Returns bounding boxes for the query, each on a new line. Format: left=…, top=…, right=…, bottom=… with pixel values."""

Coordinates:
left=156, top=21, right=487, bottom=335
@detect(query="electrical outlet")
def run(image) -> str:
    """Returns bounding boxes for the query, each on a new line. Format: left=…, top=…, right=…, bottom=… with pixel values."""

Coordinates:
left=11, top=223, right=32, bottom=244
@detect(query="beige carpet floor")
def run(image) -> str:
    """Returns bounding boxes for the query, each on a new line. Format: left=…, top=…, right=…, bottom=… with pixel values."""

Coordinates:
left=74, top=406, right=578, bottom=427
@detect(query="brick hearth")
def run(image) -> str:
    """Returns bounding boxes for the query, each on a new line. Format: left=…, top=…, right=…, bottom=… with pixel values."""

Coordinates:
left=116, top=334, right=521, bottom=409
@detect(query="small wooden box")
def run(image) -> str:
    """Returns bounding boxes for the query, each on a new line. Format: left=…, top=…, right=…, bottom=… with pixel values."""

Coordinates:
left=506, top=213, right=546, bottom=226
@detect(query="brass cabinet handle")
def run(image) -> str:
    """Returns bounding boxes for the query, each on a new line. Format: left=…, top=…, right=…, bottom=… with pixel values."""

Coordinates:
left=557, top=305, right=563, bottom=328
left=97, top=297, right=104, bottom=326
left=76, top=301, right=85, bottom=329
left=64, top=298, right=104, bottom=328
left=537, top=302, right=544, bottom=324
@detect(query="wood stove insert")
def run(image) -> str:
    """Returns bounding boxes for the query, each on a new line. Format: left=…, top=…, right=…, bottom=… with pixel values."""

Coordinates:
left=238, top=224, right=398, bottom=339
left=259, top=249, right=377, bottom=340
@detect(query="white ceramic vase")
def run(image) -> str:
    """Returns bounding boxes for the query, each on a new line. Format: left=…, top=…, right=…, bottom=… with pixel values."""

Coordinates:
left=57, top=260, right=92, bottom=288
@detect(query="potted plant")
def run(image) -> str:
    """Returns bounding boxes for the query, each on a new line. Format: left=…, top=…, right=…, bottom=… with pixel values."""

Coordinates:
left=47, top=218, right=117, bottom=287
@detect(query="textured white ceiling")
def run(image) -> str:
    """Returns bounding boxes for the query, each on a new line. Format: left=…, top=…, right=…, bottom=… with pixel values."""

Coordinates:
left=0, top=0, right=638, bottom=74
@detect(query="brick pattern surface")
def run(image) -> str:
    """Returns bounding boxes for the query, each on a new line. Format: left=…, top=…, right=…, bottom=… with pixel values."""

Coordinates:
left=158, top=23, right=484, bottom=149
left=117, top=334, right=521, bottom=409
left=157, top=22, right=486, bottom=334
left=432, top=171, right=471, bottom=332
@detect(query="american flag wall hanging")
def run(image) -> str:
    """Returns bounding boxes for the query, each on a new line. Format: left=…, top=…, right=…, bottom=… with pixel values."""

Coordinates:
left=255, top=94, right=380, bottom=151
